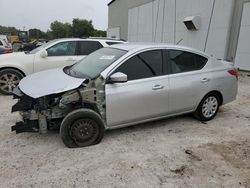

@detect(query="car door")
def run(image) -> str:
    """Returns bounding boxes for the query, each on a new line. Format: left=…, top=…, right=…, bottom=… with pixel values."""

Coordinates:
left=77, top=41, right=103, bottom=60
left=105, top=49, right=169, bottom=127
left=166, top=49, right=211, bottom=114
left=34, top=41, right=78, bottom=72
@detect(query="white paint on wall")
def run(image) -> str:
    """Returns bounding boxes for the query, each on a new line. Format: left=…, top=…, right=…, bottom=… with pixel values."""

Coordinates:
left=107, top=27, right=120, bottom=39
left=235, top=2, right=250, bottom=70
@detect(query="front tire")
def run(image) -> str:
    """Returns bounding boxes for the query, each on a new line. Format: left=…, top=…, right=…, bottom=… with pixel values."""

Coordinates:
left=194, top=93, right=220, bottom=121
left=0, top=69, right=24, bottom=95
left=60, top=109, right=105, bottom=148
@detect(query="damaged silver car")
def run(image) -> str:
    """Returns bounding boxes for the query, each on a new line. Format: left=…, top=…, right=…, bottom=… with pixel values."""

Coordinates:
left=11, top=44, right=238, bottom=148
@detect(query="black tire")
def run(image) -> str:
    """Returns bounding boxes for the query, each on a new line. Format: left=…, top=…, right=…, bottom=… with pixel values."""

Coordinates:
left=0, top=69, right=24, bottom=95
left=193, top=93, right=221, bottom=122
left=60, top=109, right=105, bottom=148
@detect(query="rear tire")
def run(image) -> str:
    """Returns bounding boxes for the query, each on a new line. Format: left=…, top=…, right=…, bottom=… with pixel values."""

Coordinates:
left=60, top=109, right=105, bottom=148
left=194, top=93, right=220, bottom=122
left=0, top=69, right=24, bottom=95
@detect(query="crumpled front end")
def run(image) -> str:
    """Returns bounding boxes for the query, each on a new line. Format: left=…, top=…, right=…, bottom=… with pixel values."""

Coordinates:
left=11, top=77, right=106, bottom=134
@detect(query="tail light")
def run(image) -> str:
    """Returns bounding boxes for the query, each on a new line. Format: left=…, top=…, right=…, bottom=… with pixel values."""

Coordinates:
left=4, top=49, right=13, bottom=54
left=228, top=69, right=238, bottom=79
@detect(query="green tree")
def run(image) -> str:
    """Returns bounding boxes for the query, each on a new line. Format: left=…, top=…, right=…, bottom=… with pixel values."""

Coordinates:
left=29, top=28, right=47, bottom=39
left=0, top=25, right=18, bottom=35
left=50, top=21, right=72, bottom=38
left=72, top=18, right=94, bottom=38
left=93, top=29, right=107, bottom=37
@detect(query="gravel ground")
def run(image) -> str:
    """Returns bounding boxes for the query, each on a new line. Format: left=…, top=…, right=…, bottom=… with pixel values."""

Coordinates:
left=0, top=74, right=249, bottom=188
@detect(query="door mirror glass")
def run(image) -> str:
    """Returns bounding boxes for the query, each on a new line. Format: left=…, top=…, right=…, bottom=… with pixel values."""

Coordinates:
left=109, top=72, right=127, bottom=83
left=40, top=50, right=48, bottom=58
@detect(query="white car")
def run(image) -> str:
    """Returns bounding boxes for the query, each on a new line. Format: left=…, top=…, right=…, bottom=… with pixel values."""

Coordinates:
left=0, top=38, right=124, bottom=94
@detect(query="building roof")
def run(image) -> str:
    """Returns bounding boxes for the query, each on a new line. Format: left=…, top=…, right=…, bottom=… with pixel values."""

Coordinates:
left=108, top=0, right=116, bottom=6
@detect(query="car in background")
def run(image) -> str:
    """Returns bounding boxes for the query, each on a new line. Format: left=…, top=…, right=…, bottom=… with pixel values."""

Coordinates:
left=11, top=43, right=238, bottom=148
left=0, top=47, right=13, bottom=55
left=20, top=39, right=50, bottom=52
left=0, top=35, right=12, bottom=49
left=0, top=38, right=124, bottom=94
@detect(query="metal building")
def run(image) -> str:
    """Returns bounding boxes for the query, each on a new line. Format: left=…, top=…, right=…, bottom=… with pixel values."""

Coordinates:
left=108, top=0, right=250, bottom=71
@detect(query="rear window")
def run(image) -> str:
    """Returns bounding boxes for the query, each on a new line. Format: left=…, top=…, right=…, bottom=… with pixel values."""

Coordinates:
left=167, top=50, right=208, bottom=74
left=78, top=41, right=103, bottom=55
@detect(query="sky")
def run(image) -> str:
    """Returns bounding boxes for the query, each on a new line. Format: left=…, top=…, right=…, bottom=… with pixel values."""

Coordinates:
left=0, top=0, right=110, bottom=31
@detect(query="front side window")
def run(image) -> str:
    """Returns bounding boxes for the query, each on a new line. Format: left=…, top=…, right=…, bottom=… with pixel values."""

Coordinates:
left=115, top=50, right=163, bottom=81
left=167, top=50, right=207, bottom=74
left=78, top=41, right=103, bottom=55
left=47, top=41, right=77, bottom=56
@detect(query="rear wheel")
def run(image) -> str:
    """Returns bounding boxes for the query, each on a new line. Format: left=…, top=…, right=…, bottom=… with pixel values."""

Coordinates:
left=194, top=93, right=220, bottom=121
left=60, top=109, right=105, bottom=148
left=0, top=69, right=24, bottom=95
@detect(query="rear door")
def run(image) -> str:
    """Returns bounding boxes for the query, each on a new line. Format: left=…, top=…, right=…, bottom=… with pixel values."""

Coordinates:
left=77, top=41, right=103, bottom=60
left=34, top=41, right=78, bottom=72
left=166, top=49, right=211, bottom=114
left=106, top=49, right=169, bottom=127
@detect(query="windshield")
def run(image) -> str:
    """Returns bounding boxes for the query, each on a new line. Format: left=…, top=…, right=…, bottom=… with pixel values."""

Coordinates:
left=68, top=48, right=127, bottom=79
left=29, top=40, right=56, bottom=54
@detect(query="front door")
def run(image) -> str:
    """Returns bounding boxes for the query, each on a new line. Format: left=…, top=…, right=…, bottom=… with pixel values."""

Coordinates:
left=105, top=49, right=169, bottom=127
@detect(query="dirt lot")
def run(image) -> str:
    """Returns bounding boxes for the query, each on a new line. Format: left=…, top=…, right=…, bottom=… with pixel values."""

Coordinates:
left=0, top=74, right=250, bottom=188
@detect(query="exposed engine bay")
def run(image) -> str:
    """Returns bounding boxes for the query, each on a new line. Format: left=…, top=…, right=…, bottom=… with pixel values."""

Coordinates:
left=11, top=77, right=106, bottom=134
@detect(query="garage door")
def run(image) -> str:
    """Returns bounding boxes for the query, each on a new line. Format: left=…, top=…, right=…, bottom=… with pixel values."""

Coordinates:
left=235, top=2, right=250, bottom=71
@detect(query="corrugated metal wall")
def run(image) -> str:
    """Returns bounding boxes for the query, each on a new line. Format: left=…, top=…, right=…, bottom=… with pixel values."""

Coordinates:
left=127, top=0, right=234, bottom=60
left=235, top=2, right=250, bottom=70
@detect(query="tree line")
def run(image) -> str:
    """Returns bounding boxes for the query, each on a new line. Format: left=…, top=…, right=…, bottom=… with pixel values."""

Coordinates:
left=0, top=18, right=106, bottom=40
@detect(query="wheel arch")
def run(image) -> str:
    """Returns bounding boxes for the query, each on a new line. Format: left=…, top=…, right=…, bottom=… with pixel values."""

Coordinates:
left=202, top=90, right=224, bottom=106
left=0, top=67, right=26, bottom=77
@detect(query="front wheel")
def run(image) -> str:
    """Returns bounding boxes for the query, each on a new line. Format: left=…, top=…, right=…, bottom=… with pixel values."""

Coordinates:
left=60, top=109, right=105, bottom=148
left=194, top=93, right=220, bottom=121
left=0, top=69, right=24, bottom=95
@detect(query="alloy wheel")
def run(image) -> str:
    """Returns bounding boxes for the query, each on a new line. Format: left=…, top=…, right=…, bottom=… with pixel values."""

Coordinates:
left=0, top=73, right=20, bottom=93
left=202, top=96, right=218, bottom=118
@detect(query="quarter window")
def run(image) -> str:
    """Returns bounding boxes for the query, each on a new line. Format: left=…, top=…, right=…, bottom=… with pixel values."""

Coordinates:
left=78, top=41, right=103, bottom=55
left=167, top=50, right=207, bottom=74
left=115, top=50, right=163, bottom=81
left=47, top=42, right=77, bottom=56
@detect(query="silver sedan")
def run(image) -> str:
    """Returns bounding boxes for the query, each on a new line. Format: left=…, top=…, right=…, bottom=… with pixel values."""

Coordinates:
left=12, top=43, right=238, bottom=148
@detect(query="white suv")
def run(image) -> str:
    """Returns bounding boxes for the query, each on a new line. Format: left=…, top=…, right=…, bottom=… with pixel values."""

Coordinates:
left=0, top=38, right=124, bottom=94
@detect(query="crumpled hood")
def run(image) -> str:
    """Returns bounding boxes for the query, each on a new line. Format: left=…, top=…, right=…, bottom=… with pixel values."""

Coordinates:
left=19, top=68, right=86, bottom=98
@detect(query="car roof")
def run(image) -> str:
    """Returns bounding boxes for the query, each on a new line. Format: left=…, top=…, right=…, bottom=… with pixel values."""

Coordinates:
left=110, top=43, right=209, bottom=57
left=52, top=38, right=124, bottom=43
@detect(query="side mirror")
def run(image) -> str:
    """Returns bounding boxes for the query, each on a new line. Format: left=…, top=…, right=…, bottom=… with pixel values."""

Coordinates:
left=40, top=50, right=48, bottom=58
left=109, top=72, right=128, bottom=83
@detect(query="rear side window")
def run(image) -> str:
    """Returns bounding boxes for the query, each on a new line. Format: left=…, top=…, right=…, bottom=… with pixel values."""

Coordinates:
left=78, top=41, right=103, bottom=55
left=115, top=50, right=163, bottom=81
left=167, top=50, right=207, bottom=74
left=106, top=42, right=123, bottom=45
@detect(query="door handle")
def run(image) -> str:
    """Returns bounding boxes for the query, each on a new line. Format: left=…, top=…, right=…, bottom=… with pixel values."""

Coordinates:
left=152, top=85, right=164, bottom=90
left=201, top=78, right=210, bottom=83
